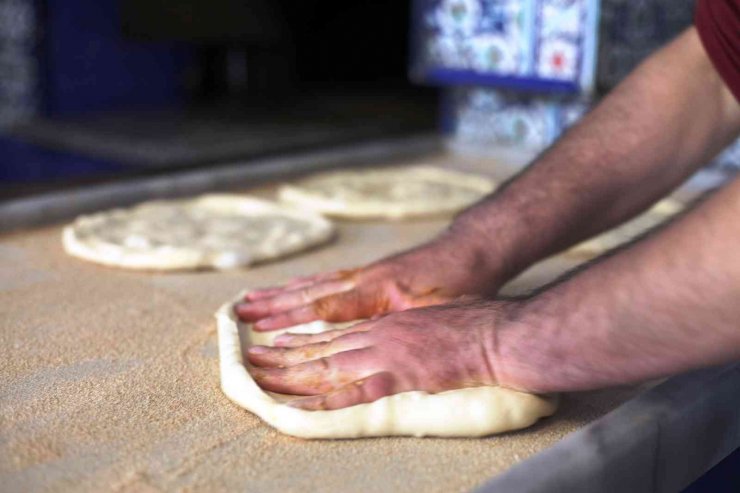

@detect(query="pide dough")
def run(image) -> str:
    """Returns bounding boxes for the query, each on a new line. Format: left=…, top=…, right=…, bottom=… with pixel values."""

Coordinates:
left=278, top=166, right=496, bottom=219
left=217, top=292, right=558, bottom=439
left=63, top=194, right=334, bottom=271
left=568, top=198, right=683, bottom=256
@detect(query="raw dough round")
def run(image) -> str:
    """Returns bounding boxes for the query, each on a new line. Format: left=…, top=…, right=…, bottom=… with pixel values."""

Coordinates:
left=217, top=292, right=558, bottom=439
left=63, top=194, right=335, bottom=271
left=278, top=166, right=496, bottom=219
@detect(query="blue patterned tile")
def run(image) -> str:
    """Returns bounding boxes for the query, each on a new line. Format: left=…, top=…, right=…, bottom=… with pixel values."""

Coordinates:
left=412, top=0, right=600, bottom=93
left=447, top=85, right=740, bottom=175
left=596, top=0, right=695, bottom=90
left=432, top=0, right=740, bottom=174
left=0, top=0, right=39, bottom=127
left=445, top=86, right=590, bottom=149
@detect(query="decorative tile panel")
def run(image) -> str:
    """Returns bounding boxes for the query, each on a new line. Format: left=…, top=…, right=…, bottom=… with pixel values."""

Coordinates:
left=411, top=0, right=601, bottom=94
left=596, top=0, right=695, bottom=90
left=0, top=0, right=39, bottom=127
left=445, top=87, right=590, bottom=149
left=447, top=86, right=739, bottom=174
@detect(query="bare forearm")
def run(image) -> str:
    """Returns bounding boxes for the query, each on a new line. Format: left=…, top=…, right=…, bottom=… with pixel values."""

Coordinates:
left=449, top=27, right=740, bottom=284
left=495, top=176, right=740, bottom=392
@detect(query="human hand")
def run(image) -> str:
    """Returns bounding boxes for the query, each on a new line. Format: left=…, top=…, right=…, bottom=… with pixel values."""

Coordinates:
left=235, top=235, right=505, bottom=331
left=245, top=298, right=513, bottom=410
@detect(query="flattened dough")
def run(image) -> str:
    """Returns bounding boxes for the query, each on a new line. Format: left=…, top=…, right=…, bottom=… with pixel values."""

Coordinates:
left=568, top=198, right=684, bottom=256
left=278, top=166, right=496, bottom=219
left=63, top=194, right=334, bottom=271
left=217, top=293, right=558, bottom=439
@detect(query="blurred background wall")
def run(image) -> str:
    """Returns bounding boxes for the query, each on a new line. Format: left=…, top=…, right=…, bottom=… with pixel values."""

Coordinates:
left=0, top=0, right=736, bottom=197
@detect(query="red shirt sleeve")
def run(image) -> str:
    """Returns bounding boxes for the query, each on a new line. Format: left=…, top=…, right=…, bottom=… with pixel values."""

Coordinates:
left=695, top=0, right=740, bottom=103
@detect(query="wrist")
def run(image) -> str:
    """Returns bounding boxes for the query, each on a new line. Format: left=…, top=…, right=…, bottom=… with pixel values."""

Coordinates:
left=486, top=295, right=561, bottom=392
left=427, top=226, right=511, bottom=295
left=443, top=209, right=530, bottom=290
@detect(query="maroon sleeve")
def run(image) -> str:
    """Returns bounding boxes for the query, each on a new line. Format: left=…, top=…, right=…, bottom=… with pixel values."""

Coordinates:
left=695, top=0, right=740, bottom=103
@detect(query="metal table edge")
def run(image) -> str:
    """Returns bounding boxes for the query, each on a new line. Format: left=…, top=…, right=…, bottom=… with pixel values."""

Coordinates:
left=474, top=363, right=740, bottom=493
left=0, top=133, right=441, bottom=232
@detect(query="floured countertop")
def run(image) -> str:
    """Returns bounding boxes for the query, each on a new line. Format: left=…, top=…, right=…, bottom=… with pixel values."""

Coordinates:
left=0, top=154, right=651, bottom=493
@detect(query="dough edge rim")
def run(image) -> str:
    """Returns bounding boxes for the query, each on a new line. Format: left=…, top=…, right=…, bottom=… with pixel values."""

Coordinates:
left=216, top=291, right=558, bottom=439
left=62, top=194, right=336, bottom=271
left=278, top=166, right=497, bottom=219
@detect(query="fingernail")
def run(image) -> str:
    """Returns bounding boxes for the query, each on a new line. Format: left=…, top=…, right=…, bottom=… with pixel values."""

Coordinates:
left=248, top=346, right=268, bottom=354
